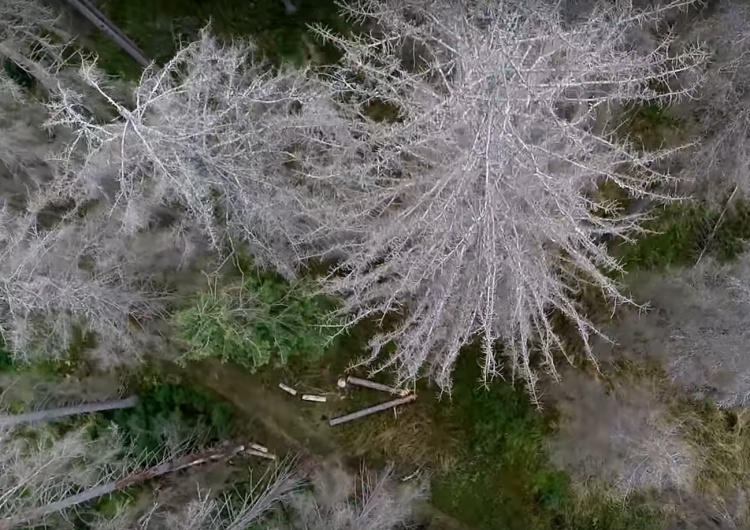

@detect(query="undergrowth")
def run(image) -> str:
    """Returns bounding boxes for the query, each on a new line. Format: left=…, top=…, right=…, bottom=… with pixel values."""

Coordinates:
left=677, top=400, right=750, bottom=523
left=325, top=351, right=662, bottom=530
left=617, top=199, right=750, bottom=270
left=97, top=374, right=234, bottom=460
left=622, top=103, right=684, bottom=151
left=174, top=271, right=337, bottom=373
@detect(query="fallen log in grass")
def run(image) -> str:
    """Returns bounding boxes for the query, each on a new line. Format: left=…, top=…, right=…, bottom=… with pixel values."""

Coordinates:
left=329, top=394, right=417, bottom=427
left=0, top=396, right=139, bottom=428
left=345, top=376, right=409, bottom=396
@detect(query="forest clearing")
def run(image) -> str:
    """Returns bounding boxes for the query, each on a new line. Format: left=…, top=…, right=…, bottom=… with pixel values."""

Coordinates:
left=2, top=0, right=750, bottom=528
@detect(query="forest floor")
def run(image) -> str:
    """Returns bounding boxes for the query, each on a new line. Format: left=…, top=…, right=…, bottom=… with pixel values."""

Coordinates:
left=172, top=345, right=664, bottom=530
left=50, top=0, right=750, bottom=528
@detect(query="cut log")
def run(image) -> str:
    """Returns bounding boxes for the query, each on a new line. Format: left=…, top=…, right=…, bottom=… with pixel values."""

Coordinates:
left=301, top=394, right=327, bottom=403
left=247, top=449, right=277, bottom=460
left=346, top=376, right=408, bottom=396
left=278, top=383, right=298, bottom=396
left=329, top=394, right=417, bottom=427
left=0, top=396, right=139, bottom=428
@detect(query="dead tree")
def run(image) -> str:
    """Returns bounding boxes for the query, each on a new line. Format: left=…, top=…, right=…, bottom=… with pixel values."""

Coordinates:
left=308, top=0, right=705, bottom=397
left=0, top=442, right=264, bottom=530
left=0, top=396, right=138, bottom=427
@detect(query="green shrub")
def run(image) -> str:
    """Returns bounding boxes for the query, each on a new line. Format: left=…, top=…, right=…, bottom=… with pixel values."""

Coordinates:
left=100, top=380, right=234, bottom=460
left=174, top=272, right=337, bottom=372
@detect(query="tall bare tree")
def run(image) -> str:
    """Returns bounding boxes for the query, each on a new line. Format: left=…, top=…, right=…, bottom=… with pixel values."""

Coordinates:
left=307, top=0, right=705, bottom=395
left=0, top=0, right=210, bottom=365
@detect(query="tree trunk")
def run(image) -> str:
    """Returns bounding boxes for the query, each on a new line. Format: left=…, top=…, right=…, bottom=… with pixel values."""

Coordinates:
left=329, top=394, right=416, bottom=426
left=346, top=376, right=405, bottom=395
left=0, top=396, right=139, bottom=427
left=59, top=0, right=150, bottom=67
left=0, top=444, right=248, bottom=530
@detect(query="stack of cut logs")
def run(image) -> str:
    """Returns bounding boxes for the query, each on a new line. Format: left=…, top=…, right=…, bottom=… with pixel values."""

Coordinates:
left=278, top=376, right=416, bottom=426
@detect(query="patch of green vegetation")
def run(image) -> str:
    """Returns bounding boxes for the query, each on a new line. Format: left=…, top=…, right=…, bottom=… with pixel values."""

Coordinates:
left=595, top=179, right=634, bottom=219
left=174, top=271, right=338, bottom=373
left=617, top=200, right=750, bottom=270
left=328, top=351, right=661, bottom=530
left=622, top=103, right=683, bottom=151
left=2, top=58, right=36, bottom=89
left=90, top=0, right=346, bottom=78
left=0, top=347, right=14, bottom=373
left=99, top=377, right=234, bottom=459
left=428, top=356, right=660, bottom=530
left=86, top=485, right=144, bottom=521
left=0, top=327, right=96, bottom=379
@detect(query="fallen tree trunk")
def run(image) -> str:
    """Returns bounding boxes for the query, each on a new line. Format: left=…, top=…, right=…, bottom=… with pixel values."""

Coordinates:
left=329, top=394, right=417, bottom=427
left=0, top=396, right=139, bottom=428
left=60, top=0, right=150, bottom=67
left=0, top=443, right=248, bottom=530
left=346, top=376, right=405, bottom=395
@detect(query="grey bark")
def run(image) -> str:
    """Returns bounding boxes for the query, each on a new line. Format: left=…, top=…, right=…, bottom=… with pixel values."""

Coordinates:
left=346, top=376, right=404, bottom=395
left=0, top=396, right=139, bottom=427
left=60, top=0, right=150, bottom=67
left=329, top=395, right=416, bottom=426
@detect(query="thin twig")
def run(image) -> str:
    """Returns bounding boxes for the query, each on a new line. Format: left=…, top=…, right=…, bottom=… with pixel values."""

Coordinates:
left=696, top=184, right=739, bottom=266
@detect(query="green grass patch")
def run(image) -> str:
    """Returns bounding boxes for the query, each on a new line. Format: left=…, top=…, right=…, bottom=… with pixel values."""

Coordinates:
left=429, top=356, right=660, bottom=530
left=616, top=200, right=750, bottom=270
left=174, top=271, right=338, bottom=373
left=622, top=103, right=683, bottom=151
left=677, top=400, right=750, bottom=520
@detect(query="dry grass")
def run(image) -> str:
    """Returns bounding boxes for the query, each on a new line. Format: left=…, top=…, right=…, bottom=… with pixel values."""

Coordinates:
left=334, top=394, right=464, bottom=473
left=676, top=403, right=750, bottom=523
left=547, top=368, right=698, bottom=497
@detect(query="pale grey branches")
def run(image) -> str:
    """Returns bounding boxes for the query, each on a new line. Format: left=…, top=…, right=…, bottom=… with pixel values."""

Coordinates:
left=138, top=460, right=302, bottom=530
left=87, top=461, right=421, bottom=530
left=0, top=423, right=134, bottom=527
left=284, top=464, right=424, bottom=530
left=625, top=254, right=750, bottom=409
left=0, top=0, right=75, bottom=92
left=48, top=31, right=330, bottom=278
left=680, top=2, right=750, bottom=203
left=309, top=0, right=705, bottom=394
left=548, top=369, right=697, bottom=496
left=0, top=205, right=167, bottom=365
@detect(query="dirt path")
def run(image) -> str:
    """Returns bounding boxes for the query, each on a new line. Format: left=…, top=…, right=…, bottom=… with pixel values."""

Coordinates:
left=183, top=359, right=336, bottom=456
